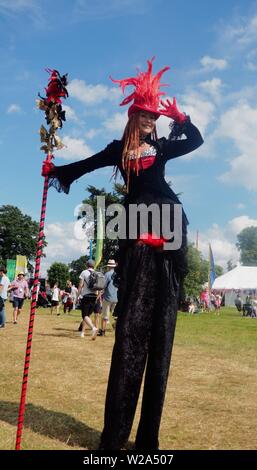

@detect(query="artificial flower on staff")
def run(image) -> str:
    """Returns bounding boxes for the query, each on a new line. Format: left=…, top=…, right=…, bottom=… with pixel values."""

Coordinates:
left=15, top=68, right=69, bottom=451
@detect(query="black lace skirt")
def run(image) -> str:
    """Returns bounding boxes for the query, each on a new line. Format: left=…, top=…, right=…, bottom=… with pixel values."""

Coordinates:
left=113, top=239, right=186, bottom=318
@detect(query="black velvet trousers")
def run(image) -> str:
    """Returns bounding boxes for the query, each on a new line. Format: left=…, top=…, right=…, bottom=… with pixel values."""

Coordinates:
left=99, top=243, right=180, bottom=450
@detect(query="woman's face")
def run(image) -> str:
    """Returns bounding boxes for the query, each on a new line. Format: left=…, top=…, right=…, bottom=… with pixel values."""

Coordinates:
left=138, top=111, right=157, bottom=136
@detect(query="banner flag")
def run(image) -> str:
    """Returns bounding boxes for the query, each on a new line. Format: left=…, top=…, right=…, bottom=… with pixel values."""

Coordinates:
left=208, top=244, right=216, bottom=289
left=7, top=259, right=16, bottom=281
left=94, top=206, right=104, bottom=269
left=15, top=255, right=27, bottom=277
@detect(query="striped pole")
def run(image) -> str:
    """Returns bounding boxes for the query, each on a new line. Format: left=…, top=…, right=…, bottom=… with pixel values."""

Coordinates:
left=15, top=160, right=50, bottom=450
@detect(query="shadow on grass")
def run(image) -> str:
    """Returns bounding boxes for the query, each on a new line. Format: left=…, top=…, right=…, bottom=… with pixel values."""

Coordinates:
left=36, top=332, right=93, bottom=340
left=53, top=328, right=78, bottom=331
left=0, top=401, right=100, bottom=449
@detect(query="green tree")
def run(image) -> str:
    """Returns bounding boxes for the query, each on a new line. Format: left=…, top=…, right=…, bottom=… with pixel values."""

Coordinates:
left=68, top=255, right=89, bottom=287
left=183, top=245, right=203, bottom=298
left=183, top=245, right=223, bottom=298
left=47, top=262, right=70, bottom=289
left=0, top=205, right=47, bottom=270
left=236, top=226, right=257, bottom=266
left=227, top=259, right=236, bottom=271
left=80, top=184, right=126, bottom=267
left=215, top=265, right=223, bottom=277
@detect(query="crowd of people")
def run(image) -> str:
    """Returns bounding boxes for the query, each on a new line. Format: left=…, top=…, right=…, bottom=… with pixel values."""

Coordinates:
left=182, top=288, right=224, bottom=315
left=235, top=293, right=257, bottom=317
left=0, top=259, right=118, bottom=338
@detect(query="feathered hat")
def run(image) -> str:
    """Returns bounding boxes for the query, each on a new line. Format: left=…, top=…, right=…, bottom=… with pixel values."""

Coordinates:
left=110, top=57, right=170, bottom=118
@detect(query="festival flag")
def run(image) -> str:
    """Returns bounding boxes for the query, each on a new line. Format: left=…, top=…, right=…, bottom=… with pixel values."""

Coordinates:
left=7, top=259, right=16, bottom=281
left=208, top=243, right=216, bottom=289
left=15, top=255, right=27, bottom=277
left=94, top=206, right=104, bottom=269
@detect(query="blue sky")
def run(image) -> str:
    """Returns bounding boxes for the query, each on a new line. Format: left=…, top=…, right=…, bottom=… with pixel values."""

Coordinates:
left=1, top=0, right=257, bottom=274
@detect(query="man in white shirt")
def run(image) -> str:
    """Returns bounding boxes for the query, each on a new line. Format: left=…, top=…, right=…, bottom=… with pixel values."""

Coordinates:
left=77, top=259, right=98, bottom=339
left=71, top=284, right=78, bottom=310
left=0, top=266, right=10, bottom=328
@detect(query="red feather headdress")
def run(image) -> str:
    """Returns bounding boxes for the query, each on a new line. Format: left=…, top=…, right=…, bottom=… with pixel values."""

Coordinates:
left=110, top=57, right=170, bottom=118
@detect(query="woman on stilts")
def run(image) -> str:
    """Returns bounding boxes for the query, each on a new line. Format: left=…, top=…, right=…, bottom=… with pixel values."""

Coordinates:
left=43, top=58, right=204, bottom=450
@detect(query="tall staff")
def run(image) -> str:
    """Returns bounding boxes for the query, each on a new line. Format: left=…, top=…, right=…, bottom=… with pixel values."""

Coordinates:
left=15, top=69, right=68, bottom=450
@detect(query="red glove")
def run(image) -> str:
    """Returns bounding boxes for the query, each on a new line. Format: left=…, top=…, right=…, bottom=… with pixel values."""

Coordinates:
left=41, top=160, right=55, bottom=177
left=160, top=97, right=186, bottom=124
left=138, top=232, right=165, bottom=248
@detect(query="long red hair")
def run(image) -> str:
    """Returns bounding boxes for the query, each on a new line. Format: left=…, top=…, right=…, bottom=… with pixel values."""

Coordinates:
left=121, top=113, right=157, bottom=191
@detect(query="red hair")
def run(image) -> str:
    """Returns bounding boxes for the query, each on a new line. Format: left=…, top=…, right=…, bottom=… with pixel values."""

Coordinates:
left=120, top=113, right=157, bottom=191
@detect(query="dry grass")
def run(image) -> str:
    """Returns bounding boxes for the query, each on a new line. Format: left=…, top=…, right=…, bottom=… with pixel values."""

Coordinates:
left=1, top=301, right=257, bottom=450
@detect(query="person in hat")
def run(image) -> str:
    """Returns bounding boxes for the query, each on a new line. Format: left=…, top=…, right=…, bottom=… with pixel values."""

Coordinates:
left=43, top=58, right=204, bottom=449
left=9, top=272, right=29, bottom=324
left=98, top=259, right=118, bottom=337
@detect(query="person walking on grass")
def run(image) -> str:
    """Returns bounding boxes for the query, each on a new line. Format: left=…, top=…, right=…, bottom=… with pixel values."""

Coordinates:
left=51, top=282, right=60, bottom=315
left=98, top=259, right=118, bottom=337
left=77, top=259, right=98, bottom=340
left=215, top=292, right=222, bottom=315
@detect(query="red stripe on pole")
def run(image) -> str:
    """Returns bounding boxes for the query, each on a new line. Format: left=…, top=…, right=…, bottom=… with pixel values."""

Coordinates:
left=15, top=175, right=49, bottom=450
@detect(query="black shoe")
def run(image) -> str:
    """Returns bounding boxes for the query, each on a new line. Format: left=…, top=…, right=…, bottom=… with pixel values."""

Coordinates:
left=97, top=329, right=103, bottom=336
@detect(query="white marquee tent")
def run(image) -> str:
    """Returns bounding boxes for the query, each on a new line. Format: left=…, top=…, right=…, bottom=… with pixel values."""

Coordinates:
left=212, top=266, right=257, bottom=306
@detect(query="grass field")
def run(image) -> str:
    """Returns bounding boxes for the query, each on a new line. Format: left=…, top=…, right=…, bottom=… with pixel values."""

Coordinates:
left=1, top=301, right=257, bottom=450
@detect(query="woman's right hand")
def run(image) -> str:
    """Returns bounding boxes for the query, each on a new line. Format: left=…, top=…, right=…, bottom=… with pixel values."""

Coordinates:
left=41, top=160, right=55, bottom=177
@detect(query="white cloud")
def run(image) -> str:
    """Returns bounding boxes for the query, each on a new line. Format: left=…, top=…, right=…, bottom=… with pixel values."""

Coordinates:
left=57, top=136, right=94, bottom=161
left=199, top=78, right=223, bottom=102
left=103, top=112, right=127, bottom=133
left=190, top=228, right=238, bottom=269
left=223, top=84, right=257, bottom=104
left=0, top=0, right=43, bottom=24
left=190, top=215, right=257, bottom=269
left=236, top=203, right=246, bottom=210
left=156, top=115, right=171, bottom=138
left=62, top=105, right=80, bottom=123
left=200, top=55, right=228, bottom=72
left=156, top=92, right=215, bottom=138
left=180, top=92, right=215, bottom=135
left=40, top=221, right=90, bottom=277
left=246, top=49, right=257, bottom=71
left=7, top=104, right=22, bottom=114
left=247, top=61, right=257, bottom=71
left=0, top=0, right=34, bottom=10
left=68, top=79, right=121, bottom=105
left=216, top=102, right=257, bottom=191
left=226, top=215, right=257, bottom=236
left=85, top=128, right=101, bottom=139
left=165, top=174, right=198, bottom=192
left=224, top=15, right=257, bottom=47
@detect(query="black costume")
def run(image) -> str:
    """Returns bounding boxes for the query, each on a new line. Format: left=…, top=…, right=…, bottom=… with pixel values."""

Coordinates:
left=49, top=119, right=203, bottom=449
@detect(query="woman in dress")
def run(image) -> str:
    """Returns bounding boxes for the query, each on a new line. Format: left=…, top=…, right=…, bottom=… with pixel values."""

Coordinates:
left=42, top=58, right=204, bottom=450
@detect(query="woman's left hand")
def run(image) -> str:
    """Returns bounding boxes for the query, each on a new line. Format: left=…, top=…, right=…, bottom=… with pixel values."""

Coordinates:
left=160, top=97, right=186, bottom=124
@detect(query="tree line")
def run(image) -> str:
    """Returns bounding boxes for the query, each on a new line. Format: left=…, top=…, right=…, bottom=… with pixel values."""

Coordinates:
left=1, top=194, right=257, bottom=293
